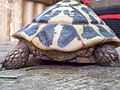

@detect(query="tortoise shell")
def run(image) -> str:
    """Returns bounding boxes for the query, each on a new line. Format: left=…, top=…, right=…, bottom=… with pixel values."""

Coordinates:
left=13, top=0, right=120, bottom=52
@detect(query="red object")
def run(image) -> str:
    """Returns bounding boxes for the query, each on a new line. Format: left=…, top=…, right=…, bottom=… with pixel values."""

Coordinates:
left=83, top=0, right=92, bottom=6
left=83, top=0, right=87, bottom=5
left=99, top=14, right=120, bottom=20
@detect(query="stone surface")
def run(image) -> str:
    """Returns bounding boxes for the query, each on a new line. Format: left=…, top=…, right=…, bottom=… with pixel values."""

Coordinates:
left=0, top=41, right=120, bottom=90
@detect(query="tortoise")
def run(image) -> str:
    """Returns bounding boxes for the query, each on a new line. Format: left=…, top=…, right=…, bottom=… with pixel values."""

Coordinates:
left=1, top=0, right=120, bottom=70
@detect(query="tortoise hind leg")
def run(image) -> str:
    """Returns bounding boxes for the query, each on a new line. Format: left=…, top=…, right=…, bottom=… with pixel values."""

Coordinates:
left=94, top=44, right=120, bottom=66
left=1, top=40, right=29, bottom=70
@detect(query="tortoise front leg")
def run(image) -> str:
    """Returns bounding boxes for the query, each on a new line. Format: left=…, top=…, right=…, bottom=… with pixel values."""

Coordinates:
left=1, top=40, right=29, bottom=70
left=94, top=44, right=120, bottom=66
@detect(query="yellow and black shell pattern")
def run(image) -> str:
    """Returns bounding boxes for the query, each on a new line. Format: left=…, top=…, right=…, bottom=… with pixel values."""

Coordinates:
left=13, top=0, right=120, bottom=52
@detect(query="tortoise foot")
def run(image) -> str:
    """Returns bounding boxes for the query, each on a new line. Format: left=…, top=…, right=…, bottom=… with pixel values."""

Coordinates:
left=1, top=41, right=29, bottom=70
left=94, top=44, right=120, bottom=66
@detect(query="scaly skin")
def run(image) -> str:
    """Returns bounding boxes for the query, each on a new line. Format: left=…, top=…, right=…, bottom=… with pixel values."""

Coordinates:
left=2, top=40, right=29, bottom=69
left=1, top=40, right=120, bottom=70
left=94, top=44, right=120, bottom=66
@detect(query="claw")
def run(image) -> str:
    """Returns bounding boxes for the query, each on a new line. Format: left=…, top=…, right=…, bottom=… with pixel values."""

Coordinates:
left=110, top=60, right=120, bottom=67
left=0, top=64, right=2, bottom=71
left=0, top=61, right=5, bottom=71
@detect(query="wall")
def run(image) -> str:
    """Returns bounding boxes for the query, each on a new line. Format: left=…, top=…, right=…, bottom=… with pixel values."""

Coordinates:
left=0, top=0, right=47, bottom=41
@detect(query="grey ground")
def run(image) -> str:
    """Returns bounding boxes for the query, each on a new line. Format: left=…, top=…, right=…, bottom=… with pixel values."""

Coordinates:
left=0, top=42, right=120, bottom=90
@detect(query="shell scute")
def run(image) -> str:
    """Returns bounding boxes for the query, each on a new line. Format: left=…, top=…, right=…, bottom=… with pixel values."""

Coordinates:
left=97, top=26, right=115, bottom=38
left=17, top=23, right=31, bottom=33
left=62, top=0, right=71, bottom=2
left=36, top=24, right=56, bottom=47
left=33, top=4, right=60, bottom=22
left=82, top=26, right=100, bottom=39
left=58, top=24, right=81, bottom=48
left=24, top=24, right=40, bottom=36
left=39, top=10, right=61, bottom=23
left=70, top=5, right=88, bottom=24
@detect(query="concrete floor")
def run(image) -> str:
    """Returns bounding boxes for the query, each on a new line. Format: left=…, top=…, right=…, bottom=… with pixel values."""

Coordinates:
left=0, top=41, right=120, bottom=90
